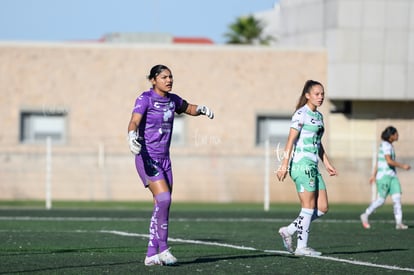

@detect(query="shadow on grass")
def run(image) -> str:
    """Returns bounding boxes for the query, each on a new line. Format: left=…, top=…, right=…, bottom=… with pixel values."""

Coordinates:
left=178, top=252, right=297, bottom=265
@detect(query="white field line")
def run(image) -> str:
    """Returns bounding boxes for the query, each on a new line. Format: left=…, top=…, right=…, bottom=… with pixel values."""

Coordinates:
left=100, top=230, right=259, bottom=251
left=101, top=230, right=414, bottom=273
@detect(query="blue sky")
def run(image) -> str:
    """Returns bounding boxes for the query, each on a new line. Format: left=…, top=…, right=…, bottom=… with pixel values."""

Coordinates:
left=0, top=0, right=278, bottom=44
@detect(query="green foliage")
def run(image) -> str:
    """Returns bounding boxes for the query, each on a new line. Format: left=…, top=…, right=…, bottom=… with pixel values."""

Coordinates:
left=224, top=15, right=275, bottom=45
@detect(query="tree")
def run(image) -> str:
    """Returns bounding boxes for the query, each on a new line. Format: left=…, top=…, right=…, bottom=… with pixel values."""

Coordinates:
left=224, top=15, right=274, bottom=45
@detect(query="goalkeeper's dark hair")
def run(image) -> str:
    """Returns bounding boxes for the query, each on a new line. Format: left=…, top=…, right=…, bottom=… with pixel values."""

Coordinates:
left=381, top=126, right=397, bottom=142
left=148, top=64, right=171, bottom=80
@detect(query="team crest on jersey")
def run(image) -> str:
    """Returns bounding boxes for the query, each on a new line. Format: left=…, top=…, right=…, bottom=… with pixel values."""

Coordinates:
left=163, top=110, right=172, bottom=122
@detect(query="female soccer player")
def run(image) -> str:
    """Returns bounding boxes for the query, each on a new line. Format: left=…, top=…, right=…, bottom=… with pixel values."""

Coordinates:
left=127, top=64, right=214, bottom=266
left=360, top=126, right=411, bottom=230
left=276, top=80, right=337, bottom=256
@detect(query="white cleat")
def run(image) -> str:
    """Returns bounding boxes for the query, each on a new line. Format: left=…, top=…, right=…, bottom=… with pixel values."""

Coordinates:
left=278, top=226, right=294, bottom=253
left=396, top=223, right=408, bottom=230
left=144, top=254, right=161, bottom=266
left=294, top=247, right=322, bottom=256
left=360, top=213, right=371, bottom=229
left=158, top=248, right=177, bottom=266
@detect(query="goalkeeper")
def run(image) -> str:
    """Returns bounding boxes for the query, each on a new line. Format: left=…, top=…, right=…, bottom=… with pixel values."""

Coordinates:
left=127, top=64, right=214, bottom=266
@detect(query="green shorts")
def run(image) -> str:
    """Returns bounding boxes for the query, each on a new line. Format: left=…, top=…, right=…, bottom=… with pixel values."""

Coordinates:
left=289, top=162, right=326, bottom=193
left=376, top=175, right=402, bottom=198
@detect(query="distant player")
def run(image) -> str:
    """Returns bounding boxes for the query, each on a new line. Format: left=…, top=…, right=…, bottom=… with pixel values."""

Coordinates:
left=127, top=64, right=214, bottom=266
left=360, top=126, right=411, bottom=230
left=276, top=80, right=337, bottom=256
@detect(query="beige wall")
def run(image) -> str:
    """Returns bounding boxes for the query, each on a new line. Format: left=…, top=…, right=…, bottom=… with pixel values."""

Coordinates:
left=0, top=42, right=413, bottom=204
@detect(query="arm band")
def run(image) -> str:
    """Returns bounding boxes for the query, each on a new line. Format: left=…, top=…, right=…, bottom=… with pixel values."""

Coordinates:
left=176, top=99, right=189, bottom=114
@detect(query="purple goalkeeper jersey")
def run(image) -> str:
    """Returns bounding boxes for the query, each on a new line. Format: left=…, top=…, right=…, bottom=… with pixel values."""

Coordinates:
left=132, top=88, right=187, bottom=158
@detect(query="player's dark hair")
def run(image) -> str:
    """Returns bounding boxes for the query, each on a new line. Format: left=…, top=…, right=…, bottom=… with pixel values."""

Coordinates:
left=148, top=64, right=171, bottom=80
left=295, top=80, right=324, bottom=111
left=381, top=126, right=397, bottom=141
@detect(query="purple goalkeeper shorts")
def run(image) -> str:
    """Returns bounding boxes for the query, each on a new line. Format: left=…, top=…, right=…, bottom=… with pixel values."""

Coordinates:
left=135, top=152, right=173, bottom=189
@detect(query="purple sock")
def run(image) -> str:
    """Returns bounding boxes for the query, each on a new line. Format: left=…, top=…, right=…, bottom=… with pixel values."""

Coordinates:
left=154, top=192, right=171, bottom=253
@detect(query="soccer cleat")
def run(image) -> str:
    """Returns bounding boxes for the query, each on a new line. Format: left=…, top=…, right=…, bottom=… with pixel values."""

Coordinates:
left=360, top=213, right=371, bottom=229
left=158, top=248, right=177, bottom=266
left=278, top=226, right=294, bottom=253
left=294, top=247, right=322, bottom=256
left=144, top=254, right=161, bottom=266
left=395, top=223, right=408, bottom=230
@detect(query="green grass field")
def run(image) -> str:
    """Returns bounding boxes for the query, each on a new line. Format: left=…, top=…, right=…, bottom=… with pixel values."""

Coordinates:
left=0, top=201, right=413, bottom=274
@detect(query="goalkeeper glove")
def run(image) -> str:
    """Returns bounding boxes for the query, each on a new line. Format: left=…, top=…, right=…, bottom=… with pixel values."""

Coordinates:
left=196, top=105, right=214, bottom=119
left=128, top=130, right=141, bottom=155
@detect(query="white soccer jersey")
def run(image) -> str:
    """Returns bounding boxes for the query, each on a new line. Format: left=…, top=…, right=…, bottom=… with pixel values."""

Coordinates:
left=376, top=141, right=396, bottom=179
left=290, top=104, right=325, bottom=164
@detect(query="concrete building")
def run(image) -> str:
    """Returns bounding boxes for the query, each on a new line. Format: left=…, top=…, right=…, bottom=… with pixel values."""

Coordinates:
left=276, top=0, right=414, bottom=101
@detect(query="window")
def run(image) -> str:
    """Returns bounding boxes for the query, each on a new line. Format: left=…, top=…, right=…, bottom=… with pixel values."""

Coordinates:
left=20, top=111, right=67, bottom=144
left=330, top=100, right=352, bottom=114
left=172, top=115, right=185, bottom=145
left=256, top=115, right=291, bottom=146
